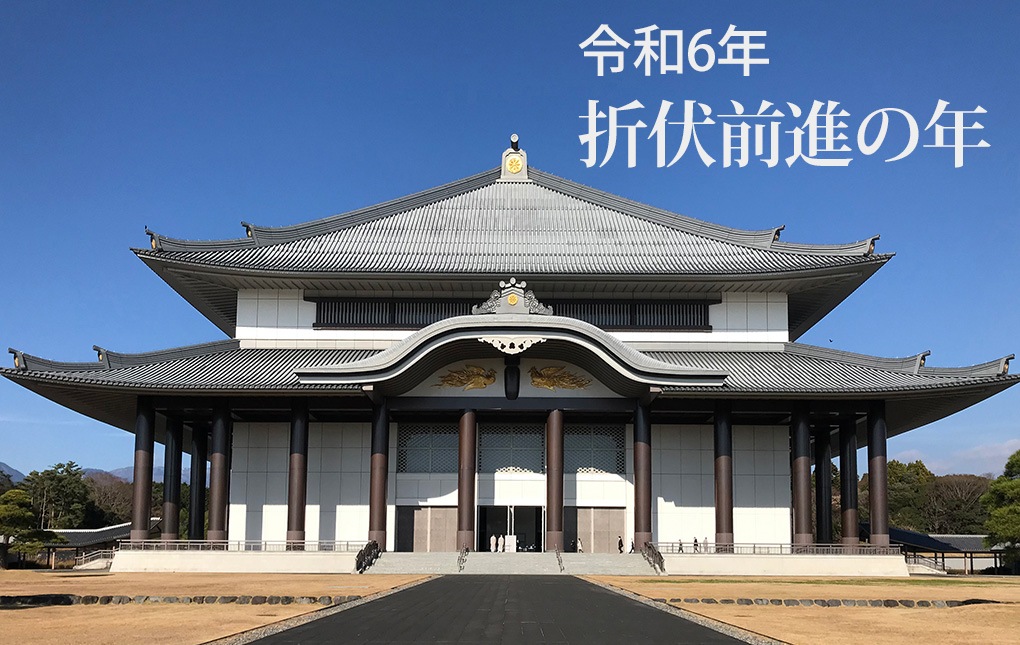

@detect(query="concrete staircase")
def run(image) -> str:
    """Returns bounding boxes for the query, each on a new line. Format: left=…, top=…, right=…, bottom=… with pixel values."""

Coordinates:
left=561, top=553, right=659, bottom=575
left=461, top=552, right=563, bottom=574
left=366, top=551, right=659, bottom=576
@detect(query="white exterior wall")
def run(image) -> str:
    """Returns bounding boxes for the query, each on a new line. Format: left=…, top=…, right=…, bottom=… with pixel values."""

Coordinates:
left=652, top=424, right=791, bottom=545
left=234, top=289, right=789, bottom=348
left=228, top=421, right=396, bottom=551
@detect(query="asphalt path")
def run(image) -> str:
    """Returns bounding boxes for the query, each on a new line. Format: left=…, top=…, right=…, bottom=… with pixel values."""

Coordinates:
left=249, top=575, right=743, bottom=644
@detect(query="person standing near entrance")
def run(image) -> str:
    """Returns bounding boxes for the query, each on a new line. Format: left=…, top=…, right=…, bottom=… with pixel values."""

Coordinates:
left=618, top=536, right=623, bottom=553
left=498, top=534, right=505, bottom=552
left=490, top=534, right=497, bottom=553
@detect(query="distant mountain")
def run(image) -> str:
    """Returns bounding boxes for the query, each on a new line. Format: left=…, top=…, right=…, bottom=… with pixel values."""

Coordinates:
left=83, top=468, right=127, bottom=481
left=106, top=466, right=192, bottom=484
left=0, top=461, right=25, bottom=484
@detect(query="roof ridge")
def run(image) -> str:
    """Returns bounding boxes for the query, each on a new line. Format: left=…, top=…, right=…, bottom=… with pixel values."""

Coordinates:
left=528, top=168, right=880, bottom=256
left=785, top=343, right=1012, bottom=377
left=143, top=168, right=502, bottom=253
left=8, top=339, right=240, bottom=373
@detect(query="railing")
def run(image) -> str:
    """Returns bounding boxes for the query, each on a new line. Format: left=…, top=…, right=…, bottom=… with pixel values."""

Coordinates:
left=652, top=542, right=902, bottom=556
left=905, top=553, right=946, bottom=572
left=640, top=542, right=666, bottom=574
left=74, top=549, right=117, bottom=568
left=118, top=539, right=363, bottom=552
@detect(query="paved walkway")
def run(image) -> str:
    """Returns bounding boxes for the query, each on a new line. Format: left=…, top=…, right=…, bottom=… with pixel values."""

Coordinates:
left=250, top=575, right=743, bottom=644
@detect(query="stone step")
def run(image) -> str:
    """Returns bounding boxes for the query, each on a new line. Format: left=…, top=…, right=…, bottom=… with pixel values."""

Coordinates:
left=460, top=552, right=563, bottom=575
left=366, top=551, right=659, bottom=575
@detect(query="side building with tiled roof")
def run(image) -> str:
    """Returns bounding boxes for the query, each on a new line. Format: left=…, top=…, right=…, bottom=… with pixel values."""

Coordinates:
left=4, top=138, right=1015, bottom=573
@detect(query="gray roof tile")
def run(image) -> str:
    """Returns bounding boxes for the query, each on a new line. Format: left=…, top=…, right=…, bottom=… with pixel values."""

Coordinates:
left=140, top=168, right=885, bottom=276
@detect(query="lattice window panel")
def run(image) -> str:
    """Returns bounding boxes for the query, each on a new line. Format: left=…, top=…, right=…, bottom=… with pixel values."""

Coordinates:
left=396, top=424, right=458, bottom=473
left=564, top=424, right=625, bottom=474
left=478, top=423, right=546, bottom=474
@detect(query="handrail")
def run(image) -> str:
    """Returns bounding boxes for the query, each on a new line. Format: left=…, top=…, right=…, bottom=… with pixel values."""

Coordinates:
left=652, top=542, right=902, bottom=556
left=640, top=542, right=666, bottom=573
left=118, top=539, right=363, bottom=552
left=905, top=553, right=946, bottom=571
left=74, top=549, right=117, bottom=567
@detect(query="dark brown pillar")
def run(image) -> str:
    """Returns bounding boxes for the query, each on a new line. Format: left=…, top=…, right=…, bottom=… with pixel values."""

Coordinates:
left=457, top=409, right=477, bottom=550
left=813, top=425, right=833, bottom=544
left=162, top=417, right=183, bottom=541
left=188, top=424, right=208, bottom=540
left=633, top=402, right=653, bottom=548
left=836, top=420, right=860, bottom=547
left=368, top=400, right=389, bottom=548
left=791, top=404, right=812, bottom=545
left=546, top=409, right=564, bottom=551
left=838, top=419, right=859, bottom=546
left=713, top=401, right=734, bottom=546
left=287, top=398, right=309, bottom=543
left=868, top=400, right=890, bottom=546
left=130, top=397, right=155, bottom=541
left=207, top=404, right=232, bottom=542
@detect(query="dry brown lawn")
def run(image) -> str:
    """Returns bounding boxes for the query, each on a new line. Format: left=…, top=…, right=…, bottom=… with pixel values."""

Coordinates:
left=591, top=575, right=1020, bottom=645
left=0, top=571, right=427, bottom=645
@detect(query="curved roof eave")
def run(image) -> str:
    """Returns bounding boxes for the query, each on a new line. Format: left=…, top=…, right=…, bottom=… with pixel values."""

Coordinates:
left=294, top=314, right=729, bottom=390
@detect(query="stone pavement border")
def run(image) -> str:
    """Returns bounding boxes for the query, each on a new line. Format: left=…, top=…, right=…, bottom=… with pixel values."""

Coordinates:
left=202, top=576, right=437, bottom=645
left=583, top=577, right=788, bottom=645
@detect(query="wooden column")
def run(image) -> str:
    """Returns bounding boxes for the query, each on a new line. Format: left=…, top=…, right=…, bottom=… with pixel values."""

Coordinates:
left=791, top=404, right=812, bottom=545
left=838, top=419, right=859, bottom=545
left=368, top=400, right=390, bottom=548
left=207, top=403, right=232, bottom=542
left=130, top=397, right=155, bottom=541
left=813, top=425, right=833, bottom=544
left=713, top=401, right=734, bottom=546
left=868, top=401, right=890, bottom=546
left=286, top=398, right=309, bottom=543
left=457, top=409, right=477, bottom=550
left=546, top=409, right=564, bottom=552
left=162, top=417, right=183, bottom=541
left=188, top=424, right=208, bottom=540
left=633, top=402, right=653, bottom=549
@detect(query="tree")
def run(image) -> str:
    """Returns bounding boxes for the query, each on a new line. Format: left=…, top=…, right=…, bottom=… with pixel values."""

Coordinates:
left=981, top=449, right=1020, bottom=565
left=923, top=474, right=991, bottom=534
left=0, top=470, right=13, bottom=495
left=21, top=462, right=91, bottom=530
left=85, top=472, right=133, bottom=526
left=0, top=489, right=62, bottom=569
left=887, top=460, right=935, bottom=532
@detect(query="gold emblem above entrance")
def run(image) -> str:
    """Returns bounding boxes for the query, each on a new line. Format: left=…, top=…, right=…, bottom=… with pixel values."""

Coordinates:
left=506, top=157, right=523, bottom=174
left=507, top=294, right=519, bottom=306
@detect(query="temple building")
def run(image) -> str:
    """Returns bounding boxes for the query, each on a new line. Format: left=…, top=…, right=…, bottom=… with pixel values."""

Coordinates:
left=4, top=138, right=1016, bottom=570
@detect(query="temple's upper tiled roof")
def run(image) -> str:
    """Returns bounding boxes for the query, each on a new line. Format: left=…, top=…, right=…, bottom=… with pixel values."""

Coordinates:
left=138, top=168, right=887, bottom=276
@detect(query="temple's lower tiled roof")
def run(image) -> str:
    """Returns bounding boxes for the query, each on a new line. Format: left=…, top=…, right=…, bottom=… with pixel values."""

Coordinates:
left=6, top=341, right=377, bottom=391
left=5, top=339, right=1013, bottom=395
left=4, top=339, right=1014, bottom=438
left=650, top=344, right=1015, bottom=394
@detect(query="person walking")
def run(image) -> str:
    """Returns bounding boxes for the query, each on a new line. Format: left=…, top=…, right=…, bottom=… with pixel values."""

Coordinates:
left=490, top=534, right=497, bottom=553
left=617, top=536, right=624, bottom=553
left=629, top=539, right=635, bottom=553
left=577, top=537, right=584, bottom=553
left=498, top=534, right=505, bottom=552
left=693, top=537, right=699, bottom=553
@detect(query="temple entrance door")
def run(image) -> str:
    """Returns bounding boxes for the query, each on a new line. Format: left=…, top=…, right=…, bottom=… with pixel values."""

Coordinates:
left=477, top=505, right=544, bottom=552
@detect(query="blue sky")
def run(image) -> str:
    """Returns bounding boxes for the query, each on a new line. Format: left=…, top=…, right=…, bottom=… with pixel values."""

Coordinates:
left=1, top=1, right=1017, bottom=477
